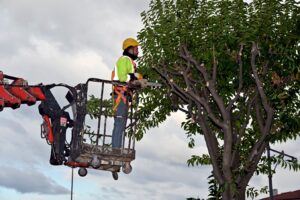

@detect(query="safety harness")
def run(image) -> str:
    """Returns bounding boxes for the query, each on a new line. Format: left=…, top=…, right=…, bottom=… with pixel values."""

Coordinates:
left=112, top=85, right=128, bottom=111
left=111, top=56, right=136, bottom=111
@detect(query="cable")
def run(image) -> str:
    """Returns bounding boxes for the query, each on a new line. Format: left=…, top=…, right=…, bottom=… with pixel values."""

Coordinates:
left=71, top=168, right=74, bottom=200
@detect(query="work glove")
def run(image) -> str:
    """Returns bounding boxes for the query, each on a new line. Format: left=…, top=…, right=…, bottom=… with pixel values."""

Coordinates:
left=134, top=73, right=143, bottom=80
left=129, top=73, right=143, bottom=81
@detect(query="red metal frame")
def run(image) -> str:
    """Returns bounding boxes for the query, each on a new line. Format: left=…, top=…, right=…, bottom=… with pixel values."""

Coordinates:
left=8, top=78, right=37, bottom=105
left=27, top=86, right=46, bottom=101
left=0, top=98, right=4, bottom=111
left=64, top=161, right=89, bottom=168
left=42, top=115, right=54, bottom=144
left=0, top=85, right=21, bottom=109
left=0, top=71, right=46, bottom=110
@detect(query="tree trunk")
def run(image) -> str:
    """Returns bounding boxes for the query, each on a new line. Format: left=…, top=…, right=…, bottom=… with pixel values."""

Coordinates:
left=222, top=185, right=247, bottom=200
left=237, top=185, right=247, bottom=200
left=222, top=189, right=232, bottom=200
left=238, top=189, right=246, bottom=200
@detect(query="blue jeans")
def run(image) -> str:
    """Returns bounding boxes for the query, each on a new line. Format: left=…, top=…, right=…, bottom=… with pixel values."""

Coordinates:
left=112, top=97, right=128, bottom=148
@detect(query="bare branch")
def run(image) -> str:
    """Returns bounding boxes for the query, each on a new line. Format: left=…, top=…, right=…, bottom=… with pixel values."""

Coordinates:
left=250, top=42, right=274, bottom=135
left=240, top=92, right=257, bottom=137
left=177, top=68, right=225, bottom=128
left=187, top=91, right=224, bottom=128
left=227, top=44, right=244, bottom=111
left=177, top=107, right=189, bottom=115
left=179, top=45, right=209, bottom=82
left=196, top=110, right=224, bottom=185
left=180, top=46, right=228, bottom=121
left=250, top=42, right=273, bottom=115
left=231, top=92, right=257, bottom=167
left=158, top=51, right=225, bottom=128
left=153, top=66, right=190, bottom=102
left=212, top=44, right=217, bottom=83
left=180, top=45, right=233, bottom=181
left=237, top=141, right=268, bottom=187
left=255, top=95, right=264, bottom=134
left=247, top=42, right=274, bottom=166
left=155, top=64, right=214, bottom=122
left=181, top=66, right=200, bottom=97
left=262, top=60, right=269, bottom=75
left=208, top=80, right=229, bottom=122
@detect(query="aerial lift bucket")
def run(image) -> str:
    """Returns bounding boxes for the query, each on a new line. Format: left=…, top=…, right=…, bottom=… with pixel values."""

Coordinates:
left=64, top=78, right=138, bottom=180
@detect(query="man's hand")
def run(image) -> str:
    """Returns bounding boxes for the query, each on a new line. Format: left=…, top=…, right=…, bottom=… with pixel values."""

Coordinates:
left=134, top=73, right=143, bottom=80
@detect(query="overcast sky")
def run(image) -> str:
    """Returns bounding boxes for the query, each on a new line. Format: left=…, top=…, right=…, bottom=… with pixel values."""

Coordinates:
left=0, top=1, right=299, bottom=200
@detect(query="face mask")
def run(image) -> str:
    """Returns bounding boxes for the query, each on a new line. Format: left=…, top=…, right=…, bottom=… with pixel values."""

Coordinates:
left=123, top=47, right=138, bottom=60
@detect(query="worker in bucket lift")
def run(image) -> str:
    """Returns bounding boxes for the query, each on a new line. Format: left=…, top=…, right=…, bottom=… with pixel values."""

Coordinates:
left=111, top=38, right=142, bottom=150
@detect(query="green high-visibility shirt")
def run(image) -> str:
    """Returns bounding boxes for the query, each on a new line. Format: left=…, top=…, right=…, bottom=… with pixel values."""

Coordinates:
left=114, top=56, right=135, bottom=82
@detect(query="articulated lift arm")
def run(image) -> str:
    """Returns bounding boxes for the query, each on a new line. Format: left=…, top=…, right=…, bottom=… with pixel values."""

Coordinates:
left=0, top=70, right=162, bottom=179
left=0, top=71, right=76, bottom=165
left=0, top=71, right=46, bottom=110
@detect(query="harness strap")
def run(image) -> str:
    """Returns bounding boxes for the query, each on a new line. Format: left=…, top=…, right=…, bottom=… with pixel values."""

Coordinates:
left=113, top=86, right=128, bottom=111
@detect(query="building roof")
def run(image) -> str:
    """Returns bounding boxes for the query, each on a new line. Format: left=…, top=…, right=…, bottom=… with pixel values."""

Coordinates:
left=260, top=190, right=300, bottom=200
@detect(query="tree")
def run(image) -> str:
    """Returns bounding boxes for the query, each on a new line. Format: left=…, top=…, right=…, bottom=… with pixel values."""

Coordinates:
left=137, top=0, right=300, bottom=199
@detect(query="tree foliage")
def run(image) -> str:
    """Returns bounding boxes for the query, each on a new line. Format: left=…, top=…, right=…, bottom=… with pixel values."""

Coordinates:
left=137, top=0, right=300, bottom=199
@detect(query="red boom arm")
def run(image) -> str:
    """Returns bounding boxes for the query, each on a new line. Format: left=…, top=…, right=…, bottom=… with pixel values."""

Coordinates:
left=0, top=71, right=45, bottom=111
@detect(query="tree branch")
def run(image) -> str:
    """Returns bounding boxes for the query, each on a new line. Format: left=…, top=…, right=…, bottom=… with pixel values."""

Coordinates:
left=240, top=92, right=257, bottom=137
left=196, top=109, right=224, bottom=185
left=237, top=141, right=268, bottom=188
left=180, top=45, right=209, bottom=82
left=153, top=66, right=191, bottom=102
left=231, top=92, right=256, bottom=167
left=154, top=64, right=223, bottom=129
left=188, top=91, right=224, bottom=128
left=182, top=45, right=232, bottom=183
left=227, top=44, right=244, bottom=111
left=255, top=95, right=264, bottom=134
left=247, top=42, right=274, bottom=167
left=250, top=42, right=273, bottom=116
left=179, top=45, right=228, bottom=122
left=212, top=44, right=217, bottom=83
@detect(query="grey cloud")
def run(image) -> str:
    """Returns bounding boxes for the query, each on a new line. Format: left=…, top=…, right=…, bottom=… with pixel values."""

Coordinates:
left=0, top=165, right=69, bottom=194
left=272, top=140, right=300, bottom=160
left=3, top=1, right=300, bottom=200
left=0, top=103, right=42, bottom=124
left=0, top=0, right=150, bottom=67
left=0, top=113, right=29, bottom=134
left=137, top=117, right=208, bottom=167
left=0, top=114, right=50, bottom=165
left=131, top=157, right=210, bottom=189
left=100, top=186, right=126, bottom=198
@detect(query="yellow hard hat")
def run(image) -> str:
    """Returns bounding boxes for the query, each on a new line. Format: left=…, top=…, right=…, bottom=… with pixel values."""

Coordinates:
left=122, top=38, right=140, bottom=50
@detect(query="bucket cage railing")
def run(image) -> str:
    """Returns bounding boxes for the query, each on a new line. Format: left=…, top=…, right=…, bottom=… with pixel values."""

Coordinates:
left=66, top=78, right=139, bottom=178
left=0, top=71, right=140, bottom=180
